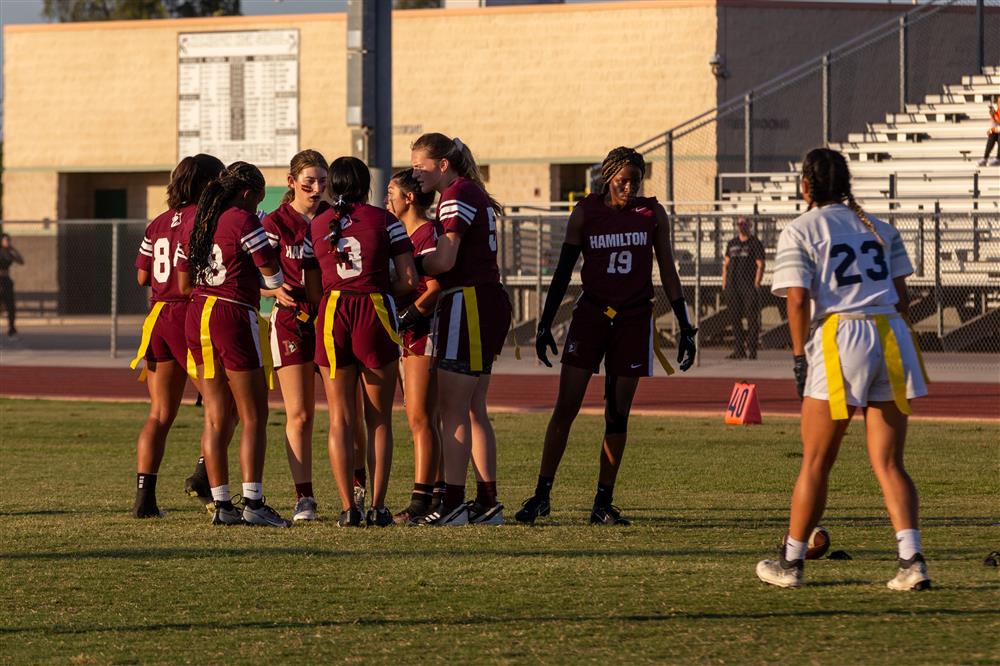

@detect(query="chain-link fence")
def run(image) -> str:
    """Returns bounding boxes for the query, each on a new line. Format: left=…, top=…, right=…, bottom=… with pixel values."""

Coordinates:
left=0, top=211, right=997, bottom=361
left=608, top=0, right=1000, bottom=215
left=497, top=210, right=1000, bottom=359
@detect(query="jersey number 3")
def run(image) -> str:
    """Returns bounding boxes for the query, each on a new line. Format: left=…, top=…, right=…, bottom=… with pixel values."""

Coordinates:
left=830, top=241, right=887, bottom=287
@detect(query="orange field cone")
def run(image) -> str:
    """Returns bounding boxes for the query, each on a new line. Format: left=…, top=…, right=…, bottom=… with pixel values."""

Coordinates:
left=725, top=381, right=762, bottom=425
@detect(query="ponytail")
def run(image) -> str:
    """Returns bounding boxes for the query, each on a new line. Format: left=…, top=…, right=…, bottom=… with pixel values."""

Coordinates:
left=412, top=132, right=503, bottom=218
left=188, top=161, right=266, bottom=284
left=325, top=156, right=370, bottom=255
left=802, top=147, right=884, bottom=246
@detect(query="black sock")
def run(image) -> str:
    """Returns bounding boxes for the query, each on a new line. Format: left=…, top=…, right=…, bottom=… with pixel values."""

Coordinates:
left=443, top=484, right=465, bottom=512
left=433, top=481, right=446, bottom=494
left=535, top=475, right=554, bottom=500
left=410, top=483, right=434, bottom=509
left=136, top=473, right=157, bottom=497
left=594, top=482, right=614, bottom=508
left=192, top=456, right=207, bottom=481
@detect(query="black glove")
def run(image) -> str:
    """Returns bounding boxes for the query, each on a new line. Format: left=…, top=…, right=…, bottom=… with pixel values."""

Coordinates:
left=793, top=354, right=808, bottom=400
left=396, top=304, right=428, bottom=333
left=677, top=327, right=697, bottom=372
left=536, top=326, right=558, bottom=368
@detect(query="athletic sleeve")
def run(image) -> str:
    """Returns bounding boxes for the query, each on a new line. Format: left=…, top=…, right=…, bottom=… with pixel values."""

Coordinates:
left=887, top=224, right=914, bottom=279
left=771, top=226, right=815, bottom=297
left=135, top=235, right=153, bottom=271
left=387, top=215, right=414, bottom=256
left=437, top=191, right=477, bottom=236
left=239, top=214, right=276, bottom=268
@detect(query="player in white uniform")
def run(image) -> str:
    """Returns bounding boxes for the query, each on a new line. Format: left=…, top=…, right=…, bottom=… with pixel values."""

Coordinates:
left=756, top=148, right=930, bottom=591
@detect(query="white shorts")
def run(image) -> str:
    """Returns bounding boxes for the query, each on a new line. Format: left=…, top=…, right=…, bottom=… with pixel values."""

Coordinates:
left=804, top=315, right=928, bottom=408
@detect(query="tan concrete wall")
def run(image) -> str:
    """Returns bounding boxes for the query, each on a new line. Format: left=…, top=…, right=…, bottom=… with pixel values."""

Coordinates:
left=2, top=172, right=62, bottom=222
left=2, top=2, right=719, bottom=214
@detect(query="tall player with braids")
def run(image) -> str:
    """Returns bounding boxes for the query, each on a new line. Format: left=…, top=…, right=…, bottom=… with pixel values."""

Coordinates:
left=261, top=149, right=329, bottom=522
left=409, top=134, right=513, bottom=526
left=386, top=168, right=445, bottom=524
left=130, top=154, right=224, bottom=518
left=180, top=161, right=291, bottom=528
left=306, top=157, right=418, bottom=528
left=756, top=148, right=930, bottom=590
left=516, top=147, right=697, bottom=526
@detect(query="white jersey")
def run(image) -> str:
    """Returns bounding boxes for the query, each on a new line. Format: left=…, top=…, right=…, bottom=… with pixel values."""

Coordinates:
left=771, top=203, right=913, bottom=321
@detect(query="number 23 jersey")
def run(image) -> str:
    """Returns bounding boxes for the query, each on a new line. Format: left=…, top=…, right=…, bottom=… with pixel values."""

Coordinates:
left=771, top=203, right=913, bottom=321
left=577, top=193, right=657, bottom=309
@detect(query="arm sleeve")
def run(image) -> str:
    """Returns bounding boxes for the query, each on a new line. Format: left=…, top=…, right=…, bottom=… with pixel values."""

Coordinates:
left=437, top=191, right=477, bottom=237
left=387, top=217, right=415, bottom=256
left=888, top=225, right=914, bottom=279
left=135, top=235, right=153, bottom=271
left=771, top=226, right=815, bottom=297
left=538, top=243, right=582, bottom=329
left=240, top=215, right=277, bottom=268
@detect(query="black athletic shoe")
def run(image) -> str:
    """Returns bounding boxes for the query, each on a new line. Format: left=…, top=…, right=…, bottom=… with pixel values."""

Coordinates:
left=184, top=473, right=213, bottom=512
left=338, top=507, right=363, bottom=527
left=428, top=492, right=445, bottom=515
left=590, top=504, right=631, bottom=526
left=393, top=502, right=430, bottom=526
left=131, top=496, right=165, bottom=519
left=514, top=495, right=551, bottom=524
left=366, top=507, right=394, bottom=527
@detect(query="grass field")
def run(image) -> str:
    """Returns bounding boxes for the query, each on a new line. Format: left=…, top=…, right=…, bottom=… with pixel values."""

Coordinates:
left=1, top=398, right=998, bottom=664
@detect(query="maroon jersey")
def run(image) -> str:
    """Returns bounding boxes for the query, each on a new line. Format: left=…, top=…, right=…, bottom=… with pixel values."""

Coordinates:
left=397, top=220, right=441, bottom=309
left=261, top=201, right=326, bottom=302
left=435, top=177, right=500, bottom=289
left=311, top=203, right=413, bottom=294
left=135, top=204, right=196, bottom=302
left=578, top=193, right=657, bottom=308
left=184, top=207, right=276, bottom=307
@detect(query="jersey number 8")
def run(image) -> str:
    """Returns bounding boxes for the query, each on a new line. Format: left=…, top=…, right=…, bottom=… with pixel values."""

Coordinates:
left=152, top=238, right=172, bottom=283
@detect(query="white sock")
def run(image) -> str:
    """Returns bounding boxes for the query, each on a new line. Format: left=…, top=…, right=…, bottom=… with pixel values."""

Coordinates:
left=210, top=484, right=230, bottom=503
left=243, top=482, right=263, bottom=501
left=785, top=536, right=808, bottom=561
left=896, top=528, right=921, bottom=561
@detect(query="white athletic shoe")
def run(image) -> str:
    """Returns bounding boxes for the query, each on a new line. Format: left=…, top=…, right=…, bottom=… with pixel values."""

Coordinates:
left=977, top=158, right=989, bottom=166
left=242, top=499, right=292, bottom=528
left=989, top=158, right=1000, bottom=167
left=466, top=500, right=504, bottom=525
left=756, top=555, right=804, bottom=589
left=353, top=484, right=366, bottom=515
left=418, top=503, right=469, bottom=526
left=887, top=554, right=931, bottom=591
left=292, top=496, right=317, bottom=522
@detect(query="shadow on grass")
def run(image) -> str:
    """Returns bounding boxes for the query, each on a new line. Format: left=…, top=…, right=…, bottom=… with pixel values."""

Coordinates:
left=3, top=607, right=999, bottom=637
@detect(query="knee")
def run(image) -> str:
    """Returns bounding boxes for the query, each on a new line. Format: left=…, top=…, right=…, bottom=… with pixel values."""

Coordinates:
left=407, top=409, right=430, bottom=433
left=604, top=406, right=630, bottom=436
left=286, top=408, right=313, bottom=433
left=148, top=405, right=179, bottom=429
left=551, top=400, right=580, bottom=426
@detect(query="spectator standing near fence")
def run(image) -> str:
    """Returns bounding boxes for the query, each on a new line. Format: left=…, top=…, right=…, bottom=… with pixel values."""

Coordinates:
left=977, top=95, right=1000, bottom=167
left=0, top=234, right=25, bottom=337
left=722, top=217, right=765, bottom=360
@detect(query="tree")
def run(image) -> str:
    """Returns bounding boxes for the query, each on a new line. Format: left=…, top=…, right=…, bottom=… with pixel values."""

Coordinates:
left=42, top=0, right=240, bottom=22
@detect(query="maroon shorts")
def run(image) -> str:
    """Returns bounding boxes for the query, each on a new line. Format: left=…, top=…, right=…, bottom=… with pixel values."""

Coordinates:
left=314, top=292, right=400, bottom=370
left=432, top=283, right=512, bottom=375
left=561, top=297, right=654, bottom=377
left=185, top=296, right=265, bottom=372
left=401, top=320, right=433, bottom=358
left=269, top=303, right=317, bottom=368
left=144, top=300, right=189, bottom=365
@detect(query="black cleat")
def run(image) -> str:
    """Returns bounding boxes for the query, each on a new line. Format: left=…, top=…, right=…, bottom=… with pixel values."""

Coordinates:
left=590, top=504, right=631, bottom=526
left=131, top=495, right=165, bottom=519
left=366, top=507, right=394, bottom=527
left=394, top=502, right=430, bottom=526
left=514, top=495, right=551, bottom=524
left=184, top=473, right=214, bottom=513
left=338, top=507, right=363, bottom=527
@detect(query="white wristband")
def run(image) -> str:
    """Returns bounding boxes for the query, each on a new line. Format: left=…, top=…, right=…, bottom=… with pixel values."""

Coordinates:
left=262, top=268, right=284, bottom=289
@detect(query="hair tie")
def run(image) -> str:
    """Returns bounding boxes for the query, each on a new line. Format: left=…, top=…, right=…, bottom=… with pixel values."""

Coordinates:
left=334, top=195, right=346, bottom=207
left=453, top=137, right=465, bottom=152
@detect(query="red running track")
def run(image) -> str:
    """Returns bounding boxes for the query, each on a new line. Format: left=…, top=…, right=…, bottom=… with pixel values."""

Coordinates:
left=1, top=365, right=997, bottom=420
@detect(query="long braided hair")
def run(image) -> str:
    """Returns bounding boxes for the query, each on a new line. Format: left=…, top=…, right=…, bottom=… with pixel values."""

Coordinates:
left=167, top=154, right=224, bottom=209
left=600, top=146, right=645, bottom=195
left=801, top=147, right=884, bottom=245
left=391, top=167, right=436, bottom=217
left=324, top=156, right=371, bottom=256
left=188, top=161, right=266, bottom=285
left=411, top=133, right=503, bottom=218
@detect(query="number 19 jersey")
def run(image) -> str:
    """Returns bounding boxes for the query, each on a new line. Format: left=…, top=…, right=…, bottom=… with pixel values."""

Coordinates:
left=771, top=203, right=913, bottom=321
left=577, top=193, right=657, bottom=309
